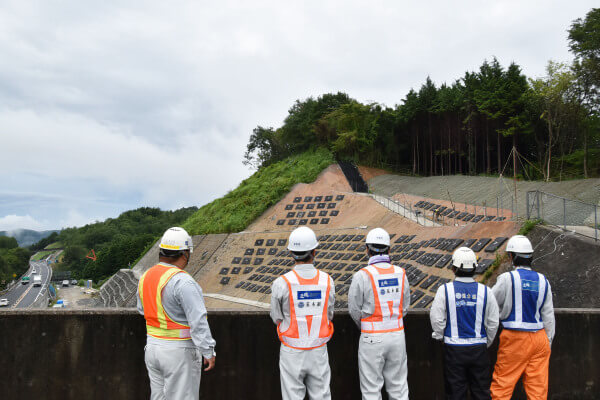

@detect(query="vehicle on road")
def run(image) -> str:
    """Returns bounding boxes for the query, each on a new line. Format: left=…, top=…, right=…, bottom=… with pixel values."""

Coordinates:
left=33, top=275, right=42, bottom=287
left=0, top=298, right=9, bottom=307
left=61, top=280, right=70, bottom=287
left=71, top=280, right=78, bottom=286
left=21, top=276, right=30, bottom=285
left=32, top=268, right=36, bottom=274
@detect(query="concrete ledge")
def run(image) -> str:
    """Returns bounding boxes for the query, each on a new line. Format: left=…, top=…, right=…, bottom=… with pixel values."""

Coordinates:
left=0, top=309, right=598, bottom=399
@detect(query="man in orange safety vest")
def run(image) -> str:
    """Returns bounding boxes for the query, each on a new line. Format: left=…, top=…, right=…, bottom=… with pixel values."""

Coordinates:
left=348, top=227, right=411, bottom=400
left=270, top=226, right=335, bottom=400
left=137, top=227, right=216, bottom=400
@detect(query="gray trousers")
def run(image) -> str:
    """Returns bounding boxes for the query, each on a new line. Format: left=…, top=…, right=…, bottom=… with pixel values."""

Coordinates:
left=145, top=344, right=202, bottom=400
left=279, top=344, right=332, bottom=400
left=358, top=331, right=409, bottom=400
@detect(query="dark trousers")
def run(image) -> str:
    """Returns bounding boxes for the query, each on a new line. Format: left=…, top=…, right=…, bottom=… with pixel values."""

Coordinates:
left=444, top=343, right=491, bottom=400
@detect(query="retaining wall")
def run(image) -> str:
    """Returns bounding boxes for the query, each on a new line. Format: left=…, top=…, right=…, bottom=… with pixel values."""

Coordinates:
left=0, top=309, right=597, bottom=400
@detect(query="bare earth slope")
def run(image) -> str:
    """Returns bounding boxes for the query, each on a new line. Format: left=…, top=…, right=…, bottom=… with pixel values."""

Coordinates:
left=102, top=164, right=519, bottom=310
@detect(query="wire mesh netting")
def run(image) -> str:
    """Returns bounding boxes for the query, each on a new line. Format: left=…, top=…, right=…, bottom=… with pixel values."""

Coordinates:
left=527, top=190, right=599, bottom=241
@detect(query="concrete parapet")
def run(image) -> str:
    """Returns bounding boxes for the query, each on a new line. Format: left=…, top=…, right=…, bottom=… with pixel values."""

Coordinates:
left=0, top=309, right=598, bottom=399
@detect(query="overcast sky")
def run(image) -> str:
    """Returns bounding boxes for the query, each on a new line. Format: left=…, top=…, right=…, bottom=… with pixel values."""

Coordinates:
left=0, top=1, right=596, bottom=231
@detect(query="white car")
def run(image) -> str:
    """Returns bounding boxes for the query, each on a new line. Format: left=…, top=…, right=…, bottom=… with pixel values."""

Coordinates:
left=0, top=298, right=9, bottom=307
left=62, top=280, right=70, bottom=287
left=32, top=268, right=36, bottom=274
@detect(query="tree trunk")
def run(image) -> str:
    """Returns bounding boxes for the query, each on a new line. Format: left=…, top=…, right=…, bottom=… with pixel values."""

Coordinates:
left=429, top=113, right=433, bottom=176
left=546, top=122, right=553, bottom=182
left=583, top=130, right=588, bottom=178
left=497, top=130, right=501, bottom=174
left=486, top=118, right=491, bottom=175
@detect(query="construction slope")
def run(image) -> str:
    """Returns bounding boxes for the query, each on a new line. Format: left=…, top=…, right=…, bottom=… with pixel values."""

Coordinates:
left=368, top=174, right=600, bottom=219
left=100, top=164, right=520, bottom=309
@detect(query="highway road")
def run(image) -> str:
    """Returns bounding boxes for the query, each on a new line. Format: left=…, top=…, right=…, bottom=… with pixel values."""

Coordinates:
left=0, top=257, right=53, bottom=309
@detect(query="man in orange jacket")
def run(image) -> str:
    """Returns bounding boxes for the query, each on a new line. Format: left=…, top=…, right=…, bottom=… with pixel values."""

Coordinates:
left=137, top=227, right=216, bottom=400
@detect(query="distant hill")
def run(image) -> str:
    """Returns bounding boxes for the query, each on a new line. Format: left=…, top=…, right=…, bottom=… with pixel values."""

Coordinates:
left=0, top=229, right=60, bottom=247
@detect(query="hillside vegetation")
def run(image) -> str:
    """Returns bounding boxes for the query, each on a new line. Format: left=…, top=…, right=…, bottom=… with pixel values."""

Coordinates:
left=244, top=9, right=600, bottom=181
left=183, top=148, right=335, bottom=235
left=32, top=207, right=197, bottom=283
left=0, top=236, right=31, bottom=290
left=0, top=229, right=59, bottom=247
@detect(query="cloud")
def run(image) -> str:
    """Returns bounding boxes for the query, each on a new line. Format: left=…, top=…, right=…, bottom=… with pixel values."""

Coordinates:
left=0, top=214, right=44, bottom=231
left=0, top=108, right=248, bottom=209
left=0, top=0, right=597, bottom=230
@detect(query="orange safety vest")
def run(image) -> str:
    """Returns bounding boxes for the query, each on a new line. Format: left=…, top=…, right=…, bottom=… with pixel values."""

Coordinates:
left=360, top=264, right=406, bottom=333
left=277, top=270, right=334, bottom=350
left=138, top=263, right=192, bottom=340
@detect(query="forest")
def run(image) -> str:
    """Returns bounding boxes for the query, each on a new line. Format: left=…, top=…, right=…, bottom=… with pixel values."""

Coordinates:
left=33, top=207, right=197, bottom=283
left=0, top=236, right=31, bottom=290
left=244, top=9, right=600, bottom=181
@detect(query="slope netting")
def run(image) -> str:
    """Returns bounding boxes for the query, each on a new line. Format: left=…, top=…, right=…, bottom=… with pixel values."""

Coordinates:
left=527, top=190, right=599, bottom=241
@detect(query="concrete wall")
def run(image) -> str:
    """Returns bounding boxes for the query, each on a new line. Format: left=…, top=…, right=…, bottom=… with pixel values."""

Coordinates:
left=0, top=309, right=598, bottom=400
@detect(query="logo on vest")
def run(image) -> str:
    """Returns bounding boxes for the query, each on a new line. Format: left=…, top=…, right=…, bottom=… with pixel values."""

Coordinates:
left=298, top=302, right=305, bottom=308
left=298, top=290, right=322, bottom=300
left=522, top=279, right=539, bottom=292
left=380, top=289, right=386, bottom=295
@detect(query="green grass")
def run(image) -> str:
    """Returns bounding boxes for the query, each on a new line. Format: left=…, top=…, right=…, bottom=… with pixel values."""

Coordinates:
left=183, top=148, right=335, bottom=235
left=31, top=250, right=55, bottom=261
left=44, top=242, right=63, bottom=249
left=518, top=219, right=542, bottom=236
left=482, top=252, right=506, bottom=284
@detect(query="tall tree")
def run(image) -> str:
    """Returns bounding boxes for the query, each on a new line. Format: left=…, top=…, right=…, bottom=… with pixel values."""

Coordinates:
left=568, top=8, right=600, bottom=177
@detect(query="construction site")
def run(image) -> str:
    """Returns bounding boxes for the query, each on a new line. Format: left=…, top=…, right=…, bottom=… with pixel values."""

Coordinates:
left=2, top=163, right=599, bottom=399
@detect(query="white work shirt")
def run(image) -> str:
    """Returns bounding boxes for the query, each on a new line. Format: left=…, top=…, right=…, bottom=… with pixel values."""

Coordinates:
left=137, top=265, right=216, bottom=359
left=430, top=277, right=500, bottom=347
left=348, top=262, right=411, bottom=329
left=270, top=263, right=335, bottom=351
left=492, top=266, right=555, bottom=345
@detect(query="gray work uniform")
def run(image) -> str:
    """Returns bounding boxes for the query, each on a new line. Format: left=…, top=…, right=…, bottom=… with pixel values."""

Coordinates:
left=137, top=263, right=216, bottom=400
left=348, top=256, right=411, bottom=400
left=270, top=264, right=335, bottom=400
left=429, top=277, right=500, bottom=347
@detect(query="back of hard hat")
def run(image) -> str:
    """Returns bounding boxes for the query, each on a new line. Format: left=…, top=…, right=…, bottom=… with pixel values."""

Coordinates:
left=506, top=235, right=533, bottom=255
left=288, top=227, right=318, bottom=260
left=366, top=228, right=390, bottom=253
left=452, top=247, right=477, bottom=271
left=160, top=227, right=194, bottom=253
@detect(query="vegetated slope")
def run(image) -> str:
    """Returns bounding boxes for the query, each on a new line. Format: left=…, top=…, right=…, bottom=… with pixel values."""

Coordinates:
left=0, top=229, right=60, bottom=247
left=31, top=207, right=197, bottom=283
left=183, top=148, right=335, bottom=235
left=0, top=236, right=31, bottom=290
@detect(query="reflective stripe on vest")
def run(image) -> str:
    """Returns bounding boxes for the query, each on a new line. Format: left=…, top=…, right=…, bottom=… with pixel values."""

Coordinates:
left=502, top=269, right=548, bottom=331
left=360, top=264, right=405, bottom=333
left=138, top=263, right=192, bottom=340
left=278, top=270, right=334, bottom=350
left=444, top=281, right=487, bottom=345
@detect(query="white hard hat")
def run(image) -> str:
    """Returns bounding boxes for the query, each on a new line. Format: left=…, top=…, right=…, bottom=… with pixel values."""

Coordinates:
left=366, top=228, right=390, bottom=247
left=366, top=228, right=391, bottom=253
left=287, top=227, right=318, bottom=253
left=159, top=227, right=194, bottom=253
left=506, top=235, right=533, bottom=255
left=452, top=247, right=477, bottom=271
